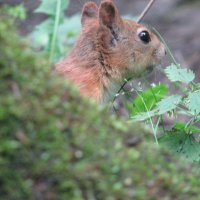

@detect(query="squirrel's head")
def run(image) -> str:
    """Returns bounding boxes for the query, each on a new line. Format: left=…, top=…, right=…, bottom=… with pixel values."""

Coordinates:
left=81, top=0, right=165, bottom=78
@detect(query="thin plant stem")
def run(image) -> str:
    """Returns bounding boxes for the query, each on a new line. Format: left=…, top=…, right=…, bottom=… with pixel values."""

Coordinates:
left=137, top=0, right=156, bottom=23
left=152, top=27, right=179, bottom=66
left=155, top=116, right=161, bottom=138
left=112, top=77, right=132, bottom=112
left=49, top=0, right=61, bottom=63
left=134, top=90, right=159, bottom=144
left=142, top=78, right=166, bottom=133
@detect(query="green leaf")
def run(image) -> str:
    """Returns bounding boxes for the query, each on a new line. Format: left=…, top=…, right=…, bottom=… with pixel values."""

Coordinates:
left=185, top=90, right=200, bottom=114
left=131, top=110, right=157, bottom=121
left=0, top=140, right=20, bottom=152
left=132, top=95, right=182, bottom=121
left=173, top=123, right=186, bottom=130
left=35, top=0, right=69, bottom=16
left=58, top=14, right=81, bottom=45
left=194, top=83, right=200, bottom=90
left=173, top=122, right=200, bottom=134
left=132, top=84, right=168, bottom=115
left=156, top=95, right=182, bottom=115
left=30, top=19, right=54, bottom=49
left=35, top=18, right=55, bottom=34
left=159, top=132, right=200, bottom=162
left=4, top=4, right=26, bottom=20
left=165, top=64, right=195, bottom=84
left=190, top=126, right=200, bottom=133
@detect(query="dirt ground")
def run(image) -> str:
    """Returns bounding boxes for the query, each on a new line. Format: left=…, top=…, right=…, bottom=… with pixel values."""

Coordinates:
left=1, top=0, right=200, bottom=78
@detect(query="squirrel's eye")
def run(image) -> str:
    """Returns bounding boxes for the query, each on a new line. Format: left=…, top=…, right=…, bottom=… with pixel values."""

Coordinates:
left=138, top=31, right=151, bottom=44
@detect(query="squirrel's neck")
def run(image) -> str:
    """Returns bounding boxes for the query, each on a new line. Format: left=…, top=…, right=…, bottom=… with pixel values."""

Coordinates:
left=56, top=27, right=124, bottom=103
left=64, top=52, right=122, bottom=103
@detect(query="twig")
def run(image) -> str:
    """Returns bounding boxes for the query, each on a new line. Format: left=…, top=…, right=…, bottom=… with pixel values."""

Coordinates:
left=112, top=77, right=132, bottom=112
left=137, top=0, right=156, bottom=23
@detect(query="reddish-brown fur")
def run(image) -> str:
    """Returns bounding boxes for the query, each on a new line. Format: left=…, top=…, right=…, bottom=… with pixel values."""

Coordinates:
left=55, top=0, right=165, bottom=103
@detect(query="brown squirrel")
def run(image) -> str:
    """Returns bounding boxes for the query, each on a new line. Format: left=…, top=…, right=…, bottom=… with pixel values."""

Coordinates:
left=55, top=0, right=165, bottom=103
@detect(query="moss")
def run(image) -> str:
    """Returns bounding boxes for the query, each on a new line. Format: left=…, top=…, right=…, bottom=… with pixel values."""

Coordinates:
left=0, top=12, right=200, bottom=200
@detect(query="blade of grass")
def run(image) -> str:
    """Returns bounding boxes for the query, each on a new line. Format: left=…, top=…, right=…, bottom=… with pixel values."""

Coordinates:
left=134, top=89, right=159, bottom=144
left=49, top=0, right=61, bottom=63
left=152, top=27, right=178, bottom=66
left=137, top=0, right=156, bottom=23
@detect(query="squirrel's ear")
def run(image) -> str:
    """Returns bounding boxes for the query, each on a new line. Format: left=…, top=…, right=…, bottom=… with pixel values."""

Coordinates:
left=99, top=0, right=120, bottom=27
left=81, top=2, right=98, bottom=26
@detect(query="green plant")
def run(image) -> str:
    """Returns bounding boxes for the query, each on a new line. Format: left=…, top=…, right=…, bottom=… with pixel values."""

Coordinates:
left=31, top=0, right=80, bottom=63
left=122, top=32, right=200, bottom=162
left=3, top=3, right=26, bottom=20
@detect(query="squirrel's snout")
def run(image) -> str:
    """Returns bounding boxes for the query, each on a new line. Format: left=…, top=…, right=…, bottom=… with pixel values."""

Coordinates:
left=157, top=43, right=166, bottom=59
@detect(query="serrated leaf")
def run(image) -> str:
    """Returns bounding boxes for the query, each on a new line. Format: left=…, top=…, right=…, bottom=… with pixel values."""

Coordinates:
left=165, top=64, right=195, bottom=84
left=132, top=84, right=168, bottom=115
left=131, top=109, right=157, bottom=121
left=172, top=123, right=186, bottom=131
left=160, top=132, right=200, bottom=162
left=185, top=90, right=200, bottom=114
left=35, top=0, right=69, bottom=16
left=156, top=95, right=182, bottom=115
left=173, top=122, right=200, bottom=134
left=132, top=95, right=182, bottom=121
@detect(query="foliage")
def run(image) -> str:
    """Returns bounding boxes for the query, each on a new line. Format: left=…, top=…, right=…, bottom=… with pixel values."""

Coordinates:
left=165, top=63, right=195, bottom=84
left=1, top=11, right=200, bottom=200
left=159, top=132, right=200, bottom=163
left=131, top=84, right=168, bottom=115
left=31, top=0, right=80, bottom=63
left=3, top=3, right=26, bottom=20
left=129, top=63, right=200, bottom=162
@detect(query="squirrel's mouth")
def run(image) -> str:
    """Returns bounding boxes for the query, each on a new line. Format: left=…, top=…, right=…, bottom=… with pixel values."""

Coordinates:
left=128, top=62, right=158, bottom=78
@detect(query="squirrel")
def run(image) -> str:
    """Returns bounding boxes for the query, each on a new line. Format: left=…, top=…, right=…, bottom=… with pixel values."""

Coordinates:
left=55, top=0, right=165, bottom=103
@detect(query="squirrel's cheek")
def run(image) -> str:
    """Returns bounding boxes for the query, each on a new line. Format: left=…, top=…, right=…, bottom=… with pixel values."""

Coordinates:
left=128, top=55, right=135, bottom=67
